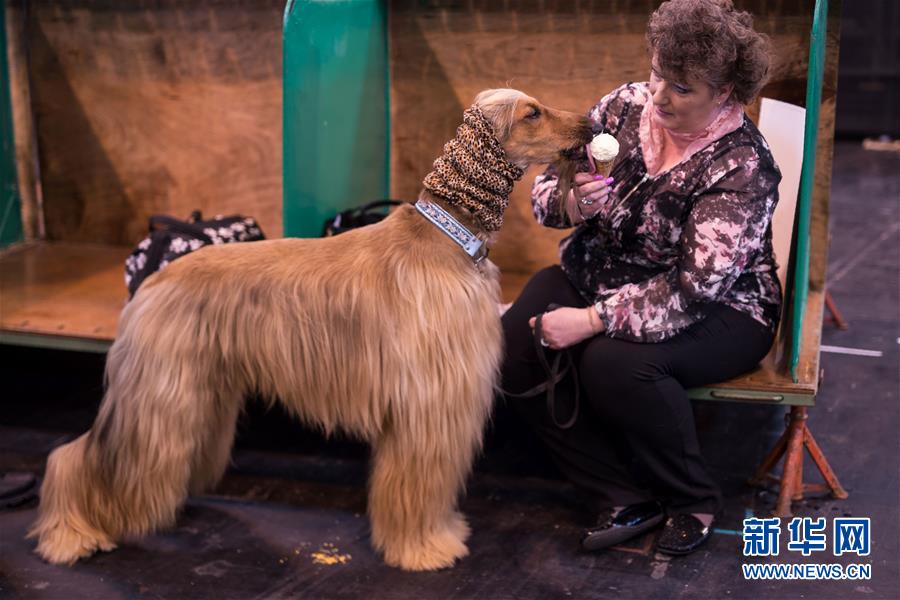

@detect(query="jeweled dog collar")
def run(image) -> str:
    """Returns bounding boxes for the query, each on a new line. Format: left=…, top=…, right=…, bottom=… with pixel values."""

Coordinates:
left=414, top=200, right=487, bottom=263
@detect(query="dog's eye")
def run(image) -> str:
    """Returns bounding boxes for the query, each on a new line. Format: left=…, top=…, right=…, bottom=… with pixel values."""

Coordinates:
left=525, top=108, right=541, bottom=120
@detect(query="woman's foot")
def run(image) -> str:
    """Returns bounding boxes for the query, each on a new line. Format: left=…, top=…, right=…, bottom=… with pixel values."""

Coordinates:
left=581, top=500, right=664, bottom=551
left=656, top=513, right=714, bottom=556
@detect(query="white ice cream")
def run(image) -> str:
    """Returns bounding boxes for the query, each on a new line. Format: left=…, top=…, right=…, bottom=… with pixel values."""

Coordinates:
left=589, top=133, right=619, bottom=162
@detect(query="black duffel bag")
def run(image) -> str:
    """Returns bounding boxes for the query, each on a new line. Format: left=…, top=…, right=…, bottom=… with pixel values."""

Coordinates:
left=124, top=210, right=265, bottom=299
left=322, top=199, right=405, bottom=237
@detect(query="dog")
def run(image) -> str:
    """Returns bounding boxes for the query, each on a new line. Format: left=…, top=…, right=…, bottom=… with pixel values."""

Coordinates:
left=29, top=89, right=592, bottom=571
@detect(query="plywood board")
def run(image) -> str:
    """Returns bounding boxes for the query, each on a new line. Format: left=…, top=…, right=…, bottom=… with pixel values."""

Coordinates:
left=389, top=0, right=834, bottom=283
left=0, top=242, right=129, bottom=341
left=23, top=1, right=284, bottom=246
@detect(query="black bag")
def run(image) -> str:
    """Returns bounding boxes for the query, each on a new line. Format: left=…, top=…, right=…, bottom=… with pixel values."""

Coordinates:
left=124, top=210, right=265, bottom=299
left=322, top=199, right=404, bottom=237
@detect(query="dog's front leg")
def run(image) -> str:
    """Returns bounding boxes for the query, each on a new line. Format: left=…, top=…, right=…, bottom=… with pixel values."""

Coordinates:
left=367, top=395, right=486, bottom=571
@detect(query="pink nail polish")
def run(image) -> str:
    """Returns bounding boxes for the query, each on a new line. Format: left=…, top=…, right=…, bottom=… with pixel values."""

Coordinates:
left=606, top=177, right=615, bottom=184
left=593, top=175, right=603, bottom=181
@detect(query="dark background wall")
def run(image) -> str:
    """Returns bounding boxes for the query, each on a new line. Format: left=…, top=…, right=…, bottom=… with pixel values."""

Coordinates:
left=836, top=0, right=899, bottom=137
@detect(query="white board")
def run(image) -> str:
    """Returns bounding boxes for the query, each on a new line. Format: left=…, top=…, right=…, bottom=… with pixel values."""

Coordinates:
left=758, top=97, right=806, bottom=294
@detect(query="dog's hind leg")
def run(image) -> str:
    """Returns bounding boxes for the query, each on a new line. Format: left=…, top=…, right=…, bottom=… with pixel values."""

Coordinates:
left=188, top=391, right=243, bottom=495
left=27, top=433, right=119, bottom=565
left=29, top=322, right=241, bottom=564
left=367, top=383, right=491, bottom=571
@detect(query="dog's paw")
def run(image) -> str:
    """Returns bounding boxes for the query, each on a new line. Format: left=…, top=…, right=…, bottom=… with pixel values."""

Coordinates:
left=31, top=522, right=116, bottom=566
left=382, top=512, right=471, bottom=571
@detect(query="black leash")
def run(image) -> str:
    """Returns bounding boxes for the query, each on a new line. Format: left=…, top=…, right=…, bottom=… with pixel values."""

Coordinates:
left=502, top=304, right=580, bottom=429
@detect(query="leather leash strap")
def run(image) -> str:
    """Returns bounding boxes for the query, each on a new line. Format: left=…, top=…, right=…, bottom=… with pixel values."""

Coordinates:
left=502, top=305, right=580, bottom=429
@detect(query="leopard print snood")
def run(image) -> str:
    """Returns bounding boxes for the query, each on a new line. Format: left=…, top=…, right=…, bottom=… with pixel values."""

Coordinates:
left=422, top=105, right=525, bottom=233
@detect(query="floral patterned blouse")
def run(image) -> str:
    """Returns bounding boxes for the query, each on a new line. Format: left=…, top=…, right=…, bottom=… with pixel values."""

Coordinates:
left=532, top=83, right=783, bottom=343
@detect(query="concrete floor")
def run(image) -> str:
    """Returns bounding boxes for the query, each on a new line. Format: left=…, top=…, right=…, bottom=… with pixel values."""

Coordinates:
left=1, top=140, right=898, bottom=599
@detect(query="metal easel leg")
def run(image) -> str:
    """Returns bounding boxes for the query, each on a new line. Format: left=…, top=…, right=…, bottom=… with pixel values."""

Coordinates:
left=824, top=290, right=849, bottom=330
left=750, top=406, right=849, bottom=517
left=803, top=426, right=849, bottom=499
left=774, top=407, right=807, bottom=518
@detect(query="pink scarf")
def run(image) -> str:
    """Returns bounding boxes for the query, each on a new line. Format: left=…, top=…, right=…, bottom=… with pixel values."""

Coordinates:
left=640, top=93, right=744, bottom=176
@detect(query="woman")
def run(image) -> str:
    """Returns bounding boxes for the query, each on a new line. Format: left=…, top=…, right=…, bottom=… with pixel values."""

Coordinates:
left=501, top=0, right=781, bottom=555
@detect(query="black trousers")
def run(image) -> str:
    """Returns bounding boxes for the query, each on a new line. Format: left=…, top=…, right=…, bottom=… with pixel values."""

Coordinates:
left=500, top=266, right=775, bottom=515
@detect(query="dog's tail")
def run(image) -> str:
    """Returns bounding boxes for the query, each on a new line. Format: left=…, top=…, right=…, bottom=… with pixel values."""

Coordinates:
left=30, top=282, right=243, bottom=564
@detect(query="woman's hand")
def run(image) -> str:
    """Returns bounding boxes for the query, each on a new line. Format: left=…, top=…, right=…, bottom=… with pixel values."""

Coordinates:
left=529, top=306, right=605, bottom=350
left=571, top=172, right=615, bottom=221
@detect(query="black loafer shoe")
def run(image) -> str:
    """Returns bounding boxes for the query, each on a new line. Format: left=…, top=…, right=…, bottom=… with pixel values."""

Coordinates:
left=581, top=500, right=664, bottom=551
left=656, top=514, right=713, bottom=556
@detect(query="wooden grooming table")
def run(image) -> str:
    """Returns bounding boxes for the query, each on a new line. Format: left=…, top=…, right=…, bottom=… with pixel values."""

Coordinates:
left=0, top=242, right=129, bottom=352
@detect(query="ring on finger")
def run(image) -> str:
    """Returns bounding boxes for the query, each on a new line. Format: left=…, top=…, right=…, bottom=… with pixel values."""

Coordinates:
left=580, top=197, right=594, bottom=206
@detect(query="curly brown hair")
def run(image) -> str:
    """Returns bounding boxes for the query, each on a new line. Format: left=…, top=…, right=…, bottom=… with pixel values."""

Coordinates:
left=647, top=0, right=771, bottom=104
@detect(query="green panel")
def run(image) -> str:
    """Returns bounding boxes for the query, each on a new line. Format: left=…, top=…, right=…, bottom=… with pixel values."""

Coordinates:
left=688, top=386, right=815, bottom=407
left=790, top=0, right=828, bottom=382
left=0, top=5, right=22, bottom=247
left=0, top=331, right=111, bottom=354
left=283, top=0, right=390, bottom=238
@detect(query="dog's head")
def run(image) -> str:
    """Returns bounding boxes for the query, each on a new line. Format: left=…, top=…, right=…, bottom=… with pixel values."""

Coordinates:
left=474, top=89, right=593, bottom=170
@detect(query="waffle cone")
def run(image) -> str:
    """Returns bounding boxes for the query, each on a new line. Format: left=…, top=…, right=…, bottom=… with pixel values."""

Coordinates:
left=594, top=159, right=615, bottom=177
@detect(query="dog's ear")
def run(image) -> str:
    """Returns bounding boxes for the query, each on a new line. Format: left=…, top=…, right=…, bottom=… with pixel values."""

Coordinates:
left=553, top=158, right=578, bottom=222
left=473, top=88, right=524, bottom=141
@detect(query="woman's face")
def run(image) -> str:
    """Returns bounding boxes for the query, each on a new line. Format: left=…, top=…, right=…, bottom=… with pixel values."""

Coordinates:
left=648, top=56, right=733, bottom=134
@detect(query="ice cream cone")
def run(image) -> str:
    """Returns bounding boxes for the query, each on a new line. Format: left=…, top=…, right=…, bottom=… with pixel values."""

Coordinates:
left=594, top=159, right=615, bottom=177
left=588, top=133, right=620, bottom=177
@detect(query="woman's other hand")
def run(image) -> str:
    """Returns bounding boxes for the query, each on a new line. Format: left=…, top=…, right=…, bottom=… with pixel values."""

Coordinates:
left=571, top=172, right=615, bottom=221
left=529, top=306, right=605, bottom=350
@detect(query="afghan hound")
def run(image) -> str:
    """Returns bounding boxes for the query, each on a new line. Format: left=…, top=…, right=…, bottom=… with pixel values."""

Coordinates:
left=30, top=89, right=592, bottom=571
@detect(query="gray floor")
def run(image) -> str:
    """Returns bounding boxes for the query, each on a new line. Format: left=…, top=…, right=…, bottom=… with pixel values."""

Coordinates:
left=1, top=140, right=898, bottom=599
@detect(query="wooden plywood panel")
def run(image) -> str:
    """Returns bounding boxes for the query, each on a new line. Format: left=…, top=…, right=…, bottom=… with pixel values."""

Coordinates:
left=390, top=0, right=826, bottom=290
left=808, top=1, right=842, bottom=292
left=389, top=2, right=650, bottom=279
left=25, top=1, right=283, bottom=246
left=0, top=242, right=129, bottom=341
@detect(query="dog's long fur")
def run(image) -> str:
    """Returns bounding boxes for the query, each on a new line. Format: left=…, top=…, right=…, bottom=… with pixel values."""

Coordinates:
left=30, top=89, right=591, bottom=571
